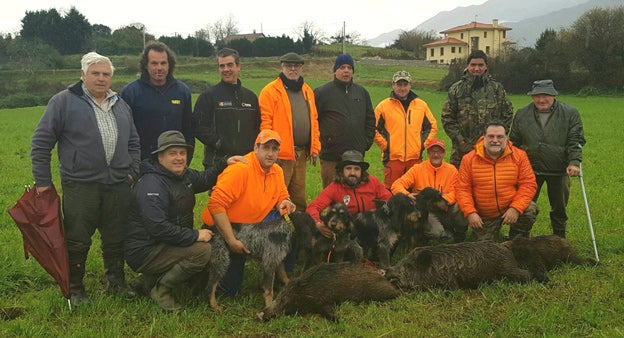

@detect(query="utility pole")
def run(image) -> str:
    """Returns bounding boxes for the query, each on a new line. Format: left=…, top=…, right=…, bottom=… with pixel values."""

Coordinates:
left=342, top=21, right=346, bottom=54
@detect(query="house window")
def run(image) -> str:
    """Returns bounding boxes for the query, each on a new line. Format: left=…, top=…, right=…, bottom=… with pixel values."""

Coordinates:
left=503, top=31, right=506, bottom=38
left=459, top=47, right=462, bottom=53
left=451, top=47, right=456, bottom=53
left=484, top=31, right=488, bottom=38
left=440, top=47, right=444, bottom=56
left=430, top=48, right=434, bottom=57
left=486, top=46, right=490, bottom=54
left=461, top=33, right=464, bottom=39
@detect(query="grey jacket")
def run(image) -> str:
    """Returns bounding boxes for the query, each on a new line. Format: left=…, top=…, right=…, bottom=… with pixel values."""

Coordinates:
left=31, top=81, right=141, bottom=186
left=510, top=100, right=585, bottom=176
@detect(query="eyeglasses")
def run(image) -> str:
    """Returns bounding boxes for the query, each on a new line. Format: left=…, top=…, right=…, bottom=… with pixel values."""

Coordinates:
left=282, top=63, right=303, bottom=69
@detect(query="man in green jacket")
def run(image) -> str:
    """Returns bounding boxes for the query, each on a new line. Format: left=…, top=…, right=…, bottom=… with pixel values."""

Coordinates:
left=509, top=79, right=585, bottom=238
left=441, top=50, right=514, bottom=168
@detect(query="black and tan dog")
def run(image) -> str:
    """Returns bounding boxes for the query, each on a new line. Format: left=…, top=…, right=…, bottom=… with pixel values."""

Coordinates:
left=415, top=187, right=468, bottom=243
left=204, top=211, right=314, bottom=312
left=303, top=203, right=363, bottom=270
left=353, top=193, right=421, bottom=268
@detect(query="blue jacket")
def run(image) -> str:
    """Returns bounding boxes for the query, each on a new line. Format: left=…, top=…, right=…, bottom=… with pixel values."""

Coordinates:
left=31, top=81, right=140, bottom=186
left=124, top=158, right=226, bottom=271
left=120, top=76, right=194, bottom=161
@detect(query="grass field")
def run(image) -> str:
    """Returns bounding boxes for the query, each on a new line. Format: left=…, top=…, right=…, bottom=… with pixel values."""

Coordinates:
left=1, top=59, right=623, bottom=337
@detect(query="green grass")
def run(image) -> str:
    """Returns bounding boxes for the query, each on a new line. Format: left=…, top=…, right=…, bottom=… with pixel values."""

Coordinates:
left=1, top=60, right=623, bottom=337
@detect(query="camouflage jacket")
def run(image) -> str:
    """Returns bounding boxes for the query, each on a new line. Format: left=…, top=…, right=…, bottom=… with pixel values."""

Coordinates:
left=441, top=71, right=513, bottom=146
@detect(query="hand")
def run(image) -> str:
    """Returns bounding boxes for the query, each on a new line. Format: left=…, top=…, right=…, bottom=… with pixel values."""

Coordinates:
left=227, top=238, right=250, bottom=255
left=227, top=155, right=247, bottom=165
left=502, top=208, right=520, bottom=225
left=309, top=153, right=318, bottom=166
left=278, top=199, right=296, bottom=215
left=567, top=165, right=580, bottom=177
left=197, top=228, right=214, bottom=242
left=467, top=213, right=483, bottom=229
left=315, top=221, right=333, bottom=238
left=36, top=185, right=51, bottom=194
left=407, top=193, right=418, bottom=201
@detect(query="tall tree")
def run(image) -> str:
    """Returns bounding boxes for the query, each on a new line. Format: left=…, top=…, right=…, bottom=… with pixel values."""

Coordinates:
left=389, top=29, right=437, bottom=59
left=20, top=7, right=91, bottom=55
left=211, top=15, right=240, bottom=44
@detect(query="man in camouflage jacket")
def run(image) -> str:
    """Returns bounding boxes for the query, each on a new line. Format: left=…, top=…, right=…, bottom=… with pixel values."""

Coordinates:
left=441, top=50, right=513, bottom=168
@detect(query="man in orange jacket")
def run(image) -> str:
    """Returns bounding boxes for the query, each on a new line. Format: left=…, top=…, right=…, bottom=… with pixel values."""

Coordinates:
left=391, top=139, right=468, bottom=242
left=202, top=129, right=296, bottom=295
left=258, top=52, right=321, bottom=211
left=374, top=70, right=438, bottom=188
left=456, top=121, right=539, bottom=241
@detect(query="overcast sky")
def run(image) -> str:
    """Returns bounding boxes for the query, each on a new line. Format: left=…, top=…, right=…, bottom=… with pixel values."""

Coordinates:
left=1, top=0, right=488, bottom=41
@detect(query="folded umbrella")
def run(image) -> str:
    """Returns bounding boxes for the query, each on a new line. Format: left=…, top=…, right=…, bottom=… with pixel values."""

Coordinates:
left=8, top=185, right=70, bottom=301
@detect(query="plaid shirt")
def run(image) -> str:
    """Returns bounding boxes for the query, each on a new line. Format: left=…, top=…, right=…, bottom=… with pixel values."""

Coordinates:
left=83, top=84, right=119, bottom=164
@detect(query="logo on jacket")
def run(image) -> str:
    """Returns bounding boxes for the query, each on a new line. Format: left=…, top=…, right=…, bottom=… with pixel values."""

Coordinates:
left=171, top=99, right=181, bottom=105
left=218, top=101, right=233, bottom=107
left=343, top=195, right=351, bottom=205
left=242, top=103, right=252, bottom=107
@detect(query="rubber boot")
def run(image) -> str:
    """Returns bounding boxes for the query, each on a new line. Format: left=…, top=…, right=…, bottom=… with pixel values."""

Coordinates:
left=104, top=257, right=136, bottom=298
left=150, top=265, right=195, bottom=312
left=130, top=273, right=158, bottom=297
left=553, top=226, right=566, bottom=238
left=69, top=262, right=88, bottom=307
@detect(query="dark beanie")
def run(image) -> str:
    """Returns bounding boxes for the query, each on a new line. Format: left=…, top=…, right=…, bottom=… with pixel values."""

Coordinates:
left=333, top=54, right=355, bottom=73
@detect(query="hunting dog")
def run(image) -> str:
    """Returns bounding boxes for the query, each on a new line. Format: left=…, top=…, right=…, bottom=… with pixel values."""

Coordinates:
left=353, top=193, right=421, bottom=268
left=415, top=187, right=468, bottom=243
left=204, top=211, right=314, bottom=312
left=303, top=203, right=363, bottom=270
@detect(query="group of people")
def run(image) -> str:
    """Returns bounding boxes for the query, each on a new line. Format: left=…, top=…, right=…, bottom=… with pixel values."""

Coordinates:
left=30, top=42, right=584, bottom=311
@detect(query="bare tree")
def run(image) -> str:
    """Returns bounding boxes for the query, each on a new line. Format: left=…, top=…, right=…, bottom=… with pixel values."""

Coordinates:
left=211, top=15, right=240, bottom=43
left=294, top=21, right=327, bottom=45
left=330, top=29, right=364, bottom=45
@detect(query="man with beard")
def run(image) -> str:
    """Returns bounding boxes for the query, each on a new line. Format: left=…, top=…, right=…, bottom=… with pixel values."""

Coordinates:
left=456, top=122, right=539, bottom=241
left=307, top=150, right=390, bottom=238
left=441, top=50, right=513, bottom=168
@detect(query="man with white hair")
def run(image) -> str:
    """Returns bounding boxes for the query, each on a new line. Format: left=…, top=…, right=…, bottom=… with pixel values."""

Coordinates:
left=31, top=52, right=141, bottom=306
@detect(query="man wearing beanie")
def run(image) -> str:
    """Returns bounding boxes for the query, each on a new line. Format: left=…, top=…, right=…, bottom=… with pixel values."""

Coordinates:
left=314, top=53, right=376, bottom=188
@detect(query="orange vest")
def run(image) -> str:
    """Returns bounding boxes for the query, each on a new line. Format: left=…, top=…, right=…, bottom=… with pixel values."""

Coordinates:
left=391, top=160, right=458, bottom=205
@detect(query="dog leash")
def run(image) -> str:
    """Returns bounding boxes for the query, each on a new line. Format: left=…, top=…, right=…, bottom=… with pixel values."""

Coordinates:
left=326, top=233, right=337, bottom=263
left=283, top=214, right=295, bottom=233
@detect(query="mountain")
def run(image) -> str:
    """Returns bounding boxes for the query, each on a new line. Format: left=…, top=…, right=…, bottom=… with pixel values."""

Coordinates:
left=366, top=0, right=621, bottom=48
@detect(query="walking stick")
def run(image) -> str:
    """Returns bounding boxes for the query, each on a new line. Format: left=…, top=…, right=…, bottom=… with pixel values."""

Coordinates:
left=578, top=162, right=600, bottom=262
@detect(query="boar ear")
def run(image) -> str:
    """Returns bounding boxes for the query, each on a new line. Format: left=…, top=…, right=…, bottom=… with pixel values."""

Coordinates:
left=415, top=250, right=433, bottom=270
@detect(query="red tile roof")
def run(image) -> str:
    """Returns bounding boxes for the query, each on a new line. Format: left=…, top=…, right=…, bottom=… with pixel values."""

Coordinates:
left=441, top=21, right=511, bottom=34
left=424, top=37, right=468, bottom=47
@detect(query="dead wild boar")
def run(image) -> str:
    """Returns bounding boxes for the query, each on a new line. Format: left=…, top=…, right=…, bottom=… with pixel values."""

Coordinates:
left=258, top=262, right=400, bottom=322
left=385, top=241, right=531, bottom=290
left=500, top=234, right=598, bottom=283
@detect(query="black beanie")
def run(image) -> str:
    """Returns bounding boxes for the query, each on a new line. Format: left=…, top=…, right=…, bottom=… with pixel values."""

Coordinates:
left=333, top=54, right=355, bottom=72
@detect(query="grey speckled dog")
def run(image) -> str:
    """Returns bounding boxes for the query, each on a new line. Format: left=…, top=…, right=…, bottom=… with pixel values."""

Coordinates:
left=205, top=211, right=314, bottom=312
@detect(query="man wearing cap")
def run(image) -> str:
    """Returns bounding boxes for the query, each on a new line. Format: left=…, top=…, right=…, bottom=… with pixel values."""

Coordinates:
left=374, top=70, right=438, bottom=189
left=441, top=50, right=513, bottom=168
left=31, top=52, right=140, bottom=307
left=314, top=54, right=376, bottom=188
left=201, top=129, right=296, bottom=295
left=307, top=150, right=391, bottom=238
left=193, top=48, right=260, bottom=171
left=456, top=121, right=539, bottom=242
left=258, top=52, right=321, bottom=211
left=509, top=79, right=585, bottom=238
left=124, top=130, right=244, bottom=311
left=391, top=139, right=468, bottom=242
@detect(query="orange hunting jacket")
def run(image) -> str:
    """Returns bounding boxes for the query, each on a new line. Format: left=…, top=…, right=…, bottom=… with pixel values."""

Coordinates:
left=258, top=76, right=321, bottom=161
left=201, top=151, right=289, bottom=225
left=374, top=93, right=438, bottom=163
left=391, top=160, right=458, bottom=205
left=456, top=137, right=537, bottom=219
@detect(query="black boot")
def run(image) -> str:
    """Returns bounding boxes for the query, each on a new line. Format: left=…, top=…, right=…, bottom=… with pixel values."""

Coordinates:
left=553, top=227, right=566, bottom=238
left=130, top=273, right=158, bottom=297
left=104, top=257, right=136, bottom=298
left=69, top=262, right=88, bottom=307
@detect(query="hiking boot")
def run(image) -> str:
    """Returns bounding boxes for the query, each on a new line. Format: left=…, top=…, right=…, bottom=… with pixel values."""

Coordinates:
left=150, top=265, right=194, bottom=312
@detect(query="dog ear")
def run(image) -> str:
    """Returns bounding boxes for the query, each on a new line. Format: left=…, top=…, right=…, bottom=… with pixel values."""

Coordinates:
left=373, top=199, right=386, bottom=210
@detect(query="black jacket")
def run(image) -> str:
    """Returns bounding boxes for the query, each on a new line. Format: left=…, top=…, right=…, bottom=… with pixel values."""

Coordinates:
left=124, top=158, right=226, bottom=270
left=193, top=80, right=260, bottom=169
left=510, top=100, right=585, bottom=176
left=314, top=78, right=376, bottom=161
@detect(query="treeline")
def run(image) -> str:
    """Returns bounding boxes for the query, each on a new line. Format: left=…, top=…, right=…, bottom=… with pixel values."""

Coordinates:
left=441, top=7, right=624, bottom=95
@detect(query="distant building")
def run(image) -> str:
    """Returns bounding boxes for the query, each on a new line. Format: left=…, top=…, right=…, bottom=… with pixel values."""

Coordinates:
left=223, top=31, right=266, bottom=44
left=424, top=19, right=515, bottom=64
